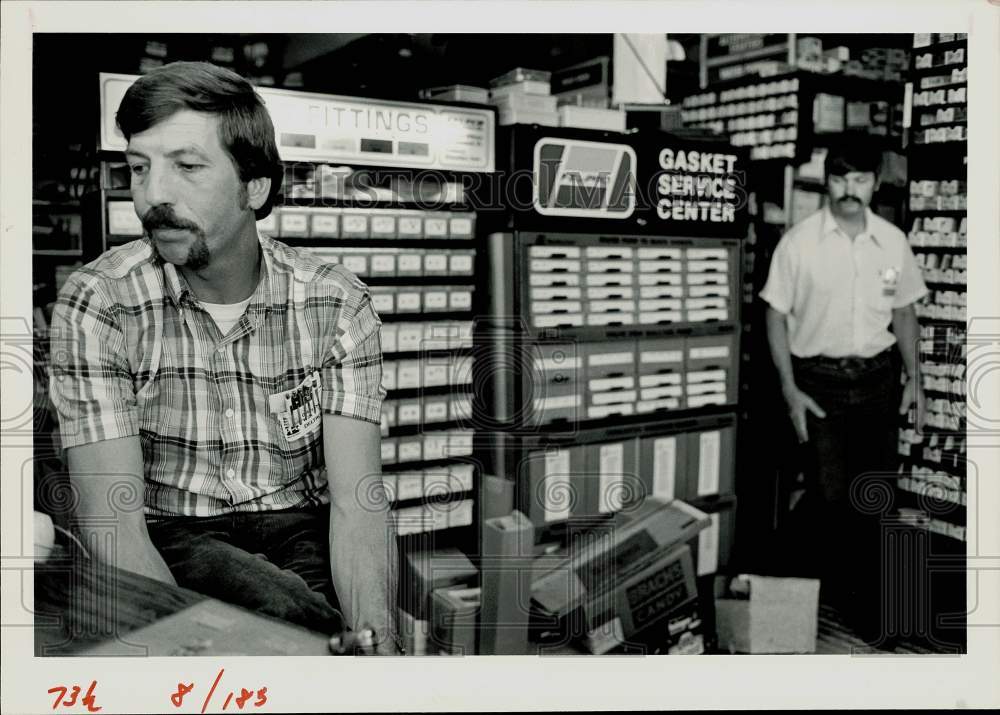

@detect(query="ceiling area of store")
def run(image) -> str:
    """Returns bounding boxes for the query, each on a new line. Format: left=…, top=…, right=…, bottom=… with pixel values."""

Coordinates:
left=32, top=32, right=913, bottom=166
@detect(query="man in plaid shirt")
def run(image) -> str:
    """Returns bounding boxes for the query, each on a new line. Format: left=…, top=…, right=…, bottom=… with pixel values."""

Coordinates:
left=49, top=62, right=400, bottom=653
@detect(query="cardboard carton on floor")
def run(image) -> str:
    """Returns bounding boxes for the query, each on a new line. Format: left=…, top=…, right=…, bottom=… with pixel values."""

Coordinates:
left=583, top=544, right=699, bottom=654
left=714, top=575, right=820, bottom=653
left=532, top=498, right=711, bottom=620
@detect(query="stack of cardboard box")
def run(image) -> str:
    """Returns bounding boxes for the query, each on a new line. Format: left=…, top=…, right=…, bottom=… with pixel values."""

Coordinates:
left=490, top=68, right=559, bottom=127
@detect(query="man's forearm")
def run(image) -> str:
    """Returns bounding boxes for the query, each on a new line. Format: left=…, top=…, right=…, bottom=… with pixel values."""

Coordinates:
left=322, top=416, right=399, bottom=648
left=328, top=497, right=399, bottom=641
left=67, top=438, right=176, bottom=585
left=892, top=305, right=921, bottom=379
left=765, top=306, right=797, bottom=391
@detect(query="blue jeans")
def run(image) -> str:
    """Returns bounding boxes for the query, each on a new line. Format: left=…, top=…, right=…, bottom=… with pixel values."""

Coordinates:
left=147, top=506, right=345, bottom=635
left=791, top=349, right=899, bottom=610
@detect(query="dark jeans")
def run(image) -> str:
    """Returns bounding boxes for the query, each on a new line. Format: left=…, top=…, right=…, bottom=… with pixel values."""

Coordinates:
left=791, top=349, right=899, bottom=616
left=147, top=507, right=345, bottom=635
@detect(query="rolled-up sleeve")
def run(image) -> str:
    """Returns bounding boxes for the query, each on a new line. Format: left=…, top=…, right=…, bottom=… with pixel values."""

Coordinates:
left=320, top=289, right=386, bottom=425
left=893, top=240, right=929, bottom=309
left=759, top=236, right=795, bottom=315
left=48, top=272, right=138, bottom=449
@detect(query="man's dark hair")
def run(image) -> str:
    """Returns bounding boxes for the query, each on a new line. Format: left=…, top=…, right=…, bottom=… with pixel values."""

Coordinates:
left=823, top=131, right=884, bottom=178
left=116, top=61, right=283, bottom=220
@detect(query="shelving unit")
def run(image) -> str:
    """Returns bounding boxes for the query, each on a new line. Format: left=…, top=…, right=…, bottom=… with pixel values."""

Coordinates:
left=892, top=32, right=968, bottom=651
left=476, top=124, right=749, bottom=652
left=266, top=206, right=483, bottom=544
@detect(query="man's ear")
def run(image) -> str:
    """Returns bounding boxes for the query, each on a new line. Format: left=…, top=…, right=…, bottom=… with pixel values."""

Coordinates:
left=246, top=177, right=271, bottom=211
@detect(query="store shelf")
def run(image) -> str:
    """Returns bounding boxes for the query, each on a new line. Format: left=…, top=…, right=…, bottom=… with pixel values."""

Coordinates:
left=907, top=243, right=967, bottom=252
left=899, top=455, right=966, bottom=475
left=900, top=28, right=968, bottom=606
left=922, top=387, right=964, bottom=400
left=897, top=481, right=966, bottom=509
left=906, top=209, right=967, bottom=216
left=911, top=39, right=967, bottom=53
left=909, top=63, right=968, bottom=76
left=916, top=120, right=967, bottom=129
left=281, top=237, right=476, bottom=249
left=916, top=317, right=967, bottom=326
left=33, top=249, right=83, bottom=257
left=910, top=101, right=968, bottom=111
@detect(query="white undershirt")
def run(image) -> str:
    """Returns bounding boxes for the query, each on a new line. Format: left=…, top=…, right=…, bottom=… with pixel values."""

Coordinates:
left=200, top=295, right=253, bottom=336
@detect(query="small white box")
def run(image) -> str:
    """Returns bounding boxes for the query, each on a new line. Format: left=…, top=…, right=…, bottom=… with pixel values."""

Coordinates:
left=558, top=105, right=626, bottom=133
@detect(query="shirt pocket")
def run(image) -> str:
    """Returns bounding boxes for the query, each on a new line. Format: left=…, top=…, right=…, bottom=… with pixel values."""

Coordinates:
left=267, top=370, right=324, bottom=445
left=870, top=264, right=901, bottom=310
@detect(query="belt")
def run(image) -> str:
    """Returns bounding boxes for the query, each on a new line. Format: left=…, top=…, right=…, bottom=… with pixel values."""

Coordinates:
left=793, top=347, right=893, bottom=370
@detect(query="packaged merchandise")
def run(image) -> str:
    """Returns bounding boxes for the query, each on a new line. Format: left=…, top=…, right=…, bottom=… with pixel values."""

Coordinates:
left=557, top=105, right=626, bottom=132
left=531, top=497, right=711, bottom=620
left=421, top=84, right=490, bottom=104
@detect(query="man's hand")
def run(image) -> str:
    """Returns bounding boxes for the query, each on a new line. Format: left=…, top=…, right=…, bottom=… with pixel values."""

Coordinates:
left=782, top=383, right=827, bottom=443
left=900, top=375, right=926, bottom=432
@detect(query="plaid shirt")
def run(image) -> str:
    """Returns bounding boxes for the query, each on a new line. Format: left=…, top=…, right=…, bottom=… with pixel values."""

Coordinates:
left=49, top=234, right=385, bottom=517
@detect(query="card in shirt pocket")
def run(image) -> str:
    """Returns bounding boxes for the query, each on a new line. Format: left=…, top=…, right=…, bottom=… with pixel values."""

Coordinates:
left=879, top=266, right=901, bottom=298
left=268, top=370, right=323, bottom=442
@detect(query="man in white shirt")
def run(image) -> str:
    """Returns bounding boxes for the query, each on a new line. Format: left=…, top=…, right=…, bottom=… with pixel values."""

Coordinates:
left=760, top=132, right=927, bottom=644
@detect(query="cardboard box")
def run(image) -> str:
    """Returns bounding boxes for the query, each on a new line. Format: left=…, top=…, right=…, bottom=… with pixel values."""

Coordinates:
left=558, top=105, right=626, bottom=133
left=582, top=597, right=705, bottom=655
left=824, top=46, right=850, bottom=62
left=714, top=575, right=821, bottom=653
left=813, top=93, right=845, bottom=134
left=796, top=36, right=823, bottom=60
left=494, top=92, right=559, bottom=114
left=609, top=543, right=698, bottom=636
left=531, top=497, right=711, bottom=619
left=430, top=587, right=480, bottom=655
left=498, top=107, right=559, bottom=127
left=582, top=544, right=698, bottom=653
left=491, top=67, right=551, bottom=88
left=480, top=511, right=535, bottom=654
left=422, top=84, right=490, bottom=104
left=399, top=547, right=479, bottom=620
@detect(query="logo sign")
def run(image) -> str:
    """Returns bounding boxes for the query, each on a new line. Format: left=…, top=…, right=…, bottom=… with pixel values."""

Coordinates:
left=653, top=146, right=743, bottom=226
left=100, top=73, right=495, bottom=172
left=532, top=137, right=636, bottom=218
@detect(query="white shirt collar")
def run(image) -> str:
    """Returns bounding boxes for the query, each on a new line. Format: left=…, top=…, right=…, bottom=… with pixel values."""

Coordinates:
left=820, top=205, right=881, bottom=247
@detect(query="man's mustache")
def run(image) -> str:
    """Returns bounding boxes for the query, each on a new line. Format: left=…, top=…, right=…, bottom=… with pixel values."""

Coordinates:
left=142, top=205, right=201, bottom=234
left=839, top=196, right=861, bottom=204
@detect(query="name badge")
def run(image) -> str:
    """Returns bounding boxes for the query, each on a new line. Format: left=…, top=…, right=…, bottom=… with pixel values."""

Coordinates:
left=269, top=371, right=322, bottom=441
left=880, top=266, right=900, bottom=297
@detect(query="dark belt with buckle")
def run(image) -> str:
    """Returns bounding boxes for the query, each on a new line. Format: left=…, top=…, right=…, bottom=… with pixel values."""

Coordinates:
left=793, top=347, right=893, bottom=370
